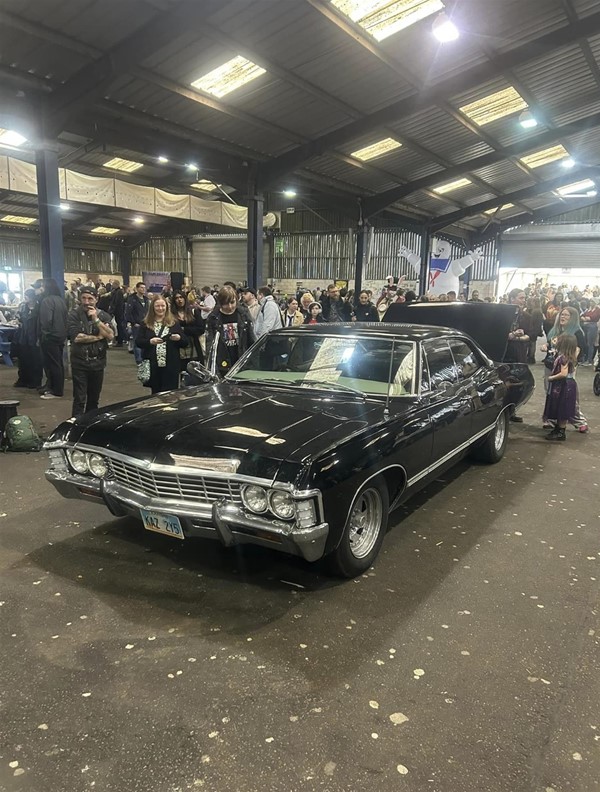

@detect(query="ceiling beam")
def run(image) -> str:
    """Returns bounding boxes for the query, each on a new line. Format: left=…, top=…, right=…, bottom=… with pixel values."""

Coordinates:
left=259, top=9, right=600, bottom=187
left=362, top=111, right=600, bottom=216
left=429, top=168, right=598, bottom=231
left=44, top=3, right=210, bottom=136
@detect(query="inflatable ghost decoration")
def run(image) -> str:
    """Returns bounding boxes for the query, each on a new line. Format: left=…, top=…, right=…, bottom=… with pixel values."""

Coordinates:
left=399, top=239, right=483, bottom=296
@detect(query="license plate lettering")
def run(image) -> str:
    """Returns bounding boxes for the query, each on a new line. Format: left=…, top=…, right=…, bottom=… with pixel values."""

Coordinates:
left=140, top=509, right=184, bottom=540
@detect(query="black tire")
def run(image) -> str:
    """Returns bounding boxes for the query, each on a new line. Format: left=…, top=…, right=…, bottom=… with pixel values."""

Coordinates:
left=594, top=373, right=600, bottom=397
left=470, top=410, right=509, bottom=464
left=328, top=476, right=389, bottom=578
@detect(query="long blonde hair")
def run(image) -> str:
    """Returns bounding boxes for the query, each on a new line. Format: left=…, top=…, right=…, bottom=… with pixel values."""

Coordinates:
left=144, top=296, right=176, bottom=328
left=555, top=333, right=578, bottom=365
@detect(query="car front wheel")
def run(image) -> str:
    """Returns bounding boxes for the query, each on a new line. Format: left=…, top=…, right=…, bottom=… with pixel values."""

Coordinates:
left=470, top=410, right=509, bottom=464
left=328, top=477, right=389, bottom=577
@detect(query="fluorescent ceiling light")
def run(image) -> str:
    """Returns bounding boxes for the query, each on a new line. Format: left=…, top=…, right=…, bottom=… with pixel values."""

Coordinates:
left=60, top=203, right=70, bottom=211
left=351, top=137, right=402, bottom=161
left=157, top=156, right=169, bottom=163
left=283, top=189, right=297, bottom=197
left=331, top=0, right=444, bottom=42
left=562, top=157, right=576, bottom=169
left=0, top=128, right=27, bottom=147
left=191, top=180, right=220, bottom=192
left=483, top=203, right=515, bottom=215
left=520, top=145, right=569, bottom=169
left=0, top=214, right=36, bottom=224
left=91, top=226, right=120, bottom=235
left=432, top=11, right=459, bottom=42
left=103, top=157, right=143, bottom=173
left=191, top=56, right=266, bottom=98
left=459, top=86, right=528, bottom=127
left=433, top=177, right=472, bottom=194
left=133, top=217, right=145, bottom=224
left=519, top=110, right=538, bottom=129
left=556, top=179, right=595, bottom=196
left=186, top=162, right=199, bottom=171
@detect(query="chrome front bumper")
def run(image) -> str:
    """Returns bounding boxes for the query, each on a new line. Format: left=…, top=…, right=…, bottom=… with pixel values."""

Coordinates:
left=45, top=470, right=329, bottom=562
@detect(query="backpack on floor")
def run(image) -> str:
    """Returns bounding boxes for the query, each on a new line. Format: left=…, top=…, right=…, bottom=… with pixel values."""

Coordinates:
left=2, top=415, right=43, bottom=452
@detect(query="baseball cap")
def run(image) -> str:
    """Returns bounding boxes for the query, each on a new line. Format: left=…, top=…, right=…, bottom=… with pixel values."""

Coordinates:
left=79, top=285, right=97, bottom=297
left=243, top=287, right=257, bottom=297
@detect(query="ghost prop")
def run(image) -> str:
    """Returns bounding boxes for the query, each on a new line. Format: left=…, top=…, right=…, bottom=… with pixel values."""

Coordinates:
left=399, top=239, right=482, bottom=297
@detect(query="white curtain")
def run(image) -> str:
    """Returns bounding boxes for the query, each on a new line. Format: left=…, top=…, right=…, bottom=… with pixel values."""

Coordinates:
left=0, top=156, right=9, bottom=190
left=66, top=170, right=116, bottom=206
left=221, top=203, right=248, bottom=229
left=155, top=189, right=190, bottom=219
left=190, top=195, right=223, bottom=224
left=115, top=181, right=155, bottom=214
left=9, top=159, right=37, bottom=194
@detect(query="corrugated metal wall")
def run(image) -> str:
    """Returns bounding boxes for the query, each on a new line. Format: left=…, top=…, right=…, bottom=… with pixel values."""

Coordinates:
left=0, top=237, right=119, bottom=273
left=191, top=235, right=270, bottom=287
left=272, top=229, right=500, bottom=283
left=131, top=237, right=189, bottom=277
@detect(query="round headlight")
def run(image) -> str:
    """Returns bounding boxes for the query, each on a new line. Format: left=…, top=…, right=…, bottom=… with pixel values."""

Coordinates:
left=241, top=485, right=268, bottom=514
left=68, top=449, right=88, bottom=474
left=87, top=453, right=108, bottom=478
left=269, top=490, right=295, bottom=520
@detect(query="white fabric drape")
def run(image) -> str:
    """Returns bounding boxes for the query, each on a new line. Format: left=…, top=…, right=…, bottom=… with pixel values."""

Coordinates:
left=190, top=195, right=223, bottom=225
left=0, top=156, right=9, bottom=190
left=155, top=189, right=190, bottom=219
left=221, top=203, right=248, bottom=229
left=66, top=170, right=116, bottom=206
left=115, top=181, right=156, bottom=214
left=9, top=159, right=37, bottom=194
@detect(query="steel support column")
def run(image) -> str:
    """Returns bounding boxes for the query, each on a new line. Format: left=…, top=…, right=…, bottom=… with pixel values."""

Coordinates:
left=419, top=227, right=431, bottom=296
left=35, top=145, right=64, bottom=287
left=354, top=221, right=369, bottom=300
left=246, top=188, right=263, bottom=290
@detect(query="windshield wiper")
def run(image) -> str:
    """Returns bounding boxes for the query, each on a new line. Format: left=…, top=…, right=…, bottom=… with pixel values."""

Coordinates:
left=299, top=379, right=366, bottom=397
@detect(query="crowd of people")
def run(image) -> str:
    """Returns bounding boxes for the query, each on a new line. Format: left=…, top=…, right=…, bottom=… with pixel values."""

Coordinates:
left=1, top=275, right=597, bottom=437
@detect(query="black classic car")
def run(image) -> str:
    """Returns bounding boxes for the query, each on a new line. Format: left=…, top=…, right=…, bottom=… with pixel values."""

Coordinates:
left=45, top=318, right=533, bottom=577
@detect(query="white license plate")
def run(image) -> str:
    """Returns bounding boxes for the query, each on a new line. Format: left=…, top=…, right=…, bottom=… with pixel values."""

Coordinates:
left=140, top=509, right=185, bottom=540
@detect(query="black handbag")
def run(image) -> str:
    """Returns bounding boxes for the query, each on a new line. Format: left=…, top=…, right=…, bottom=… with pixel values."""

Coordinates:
left=543, top=347, right=556, bottom=370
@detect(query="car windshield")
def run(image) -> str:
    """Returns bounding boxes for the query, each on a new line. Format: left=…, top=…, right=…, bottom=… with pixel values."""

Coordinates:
left=228, top=333, right=417, bottom=397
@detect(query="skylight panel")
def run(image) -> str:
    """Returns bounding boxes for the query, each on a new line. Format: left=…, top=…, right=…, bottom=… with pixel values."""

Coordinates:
left=519, top=144, right=569, bottom=169
left=103, top=157, right=143, bottom=173
left=91, top=226, right=120, bottom=235
left=191, top=180, right=220, bottom=192
left=331, top=0, right=444, bottom=41
left=350, top=137, right=402, bottom=161
left=0, top=214, right=36, bottom=224
left=191, top=56, right=266, bottom=98
left=433, top=177, right=472, bottom=194
left=483, top=203, right=515, bottom=214
left=459, top=86, right=528, bottom=126
left=0, top=129, right=27, bottom=147
left=556, top=179, right=596, bottom=196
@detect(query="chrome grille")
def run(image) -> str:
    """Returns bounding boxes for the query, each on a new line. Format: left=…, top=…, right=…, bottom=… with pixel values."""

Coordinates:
left=107, top=458, right=242, bottom=505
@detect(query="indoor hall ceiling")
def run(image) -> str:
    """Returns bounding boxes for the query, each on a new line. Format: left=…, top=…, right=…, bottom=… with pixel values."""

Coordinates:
left=1, top=0, right=600, bottom=239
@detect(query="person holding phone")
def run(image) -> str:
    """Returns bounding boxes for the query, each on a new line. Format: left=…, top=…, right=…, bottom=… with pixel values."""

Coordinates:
left=136, top=297, right=188, bottom=393
left=67, top=286, right=114, bottom=416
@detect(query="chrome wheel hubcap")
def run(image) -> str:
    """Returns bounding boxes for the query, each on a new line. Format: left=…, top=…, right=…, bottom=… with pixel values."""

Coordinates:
left=348, top=488, right=383, bottom=559
left=494, top=414, right=507, bottom=453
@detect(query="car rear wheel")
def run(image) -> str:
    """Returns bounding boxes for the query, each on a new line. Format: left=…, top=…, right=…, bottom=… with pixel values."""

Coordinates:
left=328, top=477, right=389, bottom=577
left=470, top=410, right=509, bottom=464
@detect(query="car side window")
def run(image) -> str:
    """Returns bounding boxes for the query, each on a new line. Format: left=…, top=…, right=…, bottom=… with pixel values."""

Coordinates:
left=450, top=339, right=481, bottom=380
left=423, top=340, right=457, bottom=392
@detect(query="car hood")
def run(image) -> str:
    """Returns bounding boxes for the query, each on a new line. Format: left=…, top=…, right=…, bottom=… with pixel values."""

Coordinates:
left=51, top=382, right=389, bottom=483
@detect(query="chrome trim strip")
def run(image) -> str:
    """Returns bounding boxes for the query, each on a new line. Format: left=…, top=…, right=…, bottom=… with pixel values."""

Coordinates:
left=406, top=421, right=497, bottom=488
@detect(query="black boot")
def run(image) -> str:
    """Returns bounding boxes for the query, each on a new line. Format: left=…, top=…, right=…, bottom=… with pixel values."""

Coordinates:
left=546, top=427, right=566, bottom=441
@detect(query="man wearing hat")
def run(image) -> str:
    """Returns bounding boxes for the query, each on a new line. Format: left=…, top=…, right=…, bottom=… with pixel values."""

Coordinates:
left=67, top=286, right=114, bottom=417
left=242, top=287, right=260, bottom=322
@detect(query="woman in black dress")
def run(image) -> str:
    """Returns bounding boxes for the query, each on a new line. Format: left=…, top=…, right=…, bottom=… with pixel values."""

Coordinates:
left=136, top=297, right=188, bottom=393
left=171, top=290, right=205, bottom=370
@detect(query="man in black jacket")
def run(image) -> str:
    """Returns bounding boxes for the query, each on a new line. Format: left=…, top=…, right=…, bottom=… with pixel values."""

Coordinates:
left=125, top=282, right=149, bottom=364
left=109, top=280, right=127, bottom=345
left=67, top=286, right=114, bottom=417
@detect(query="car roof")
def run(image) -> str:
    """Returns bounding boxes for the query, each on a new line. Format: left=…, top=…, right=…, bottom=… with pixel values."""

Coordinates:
left=276, top=322, right=461, bottom=342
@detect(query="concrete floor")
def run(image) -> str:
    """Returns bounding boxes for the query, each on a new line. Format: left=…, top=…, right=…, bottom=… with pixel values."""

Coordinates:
left=0, top=348, right=599, bottom=792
